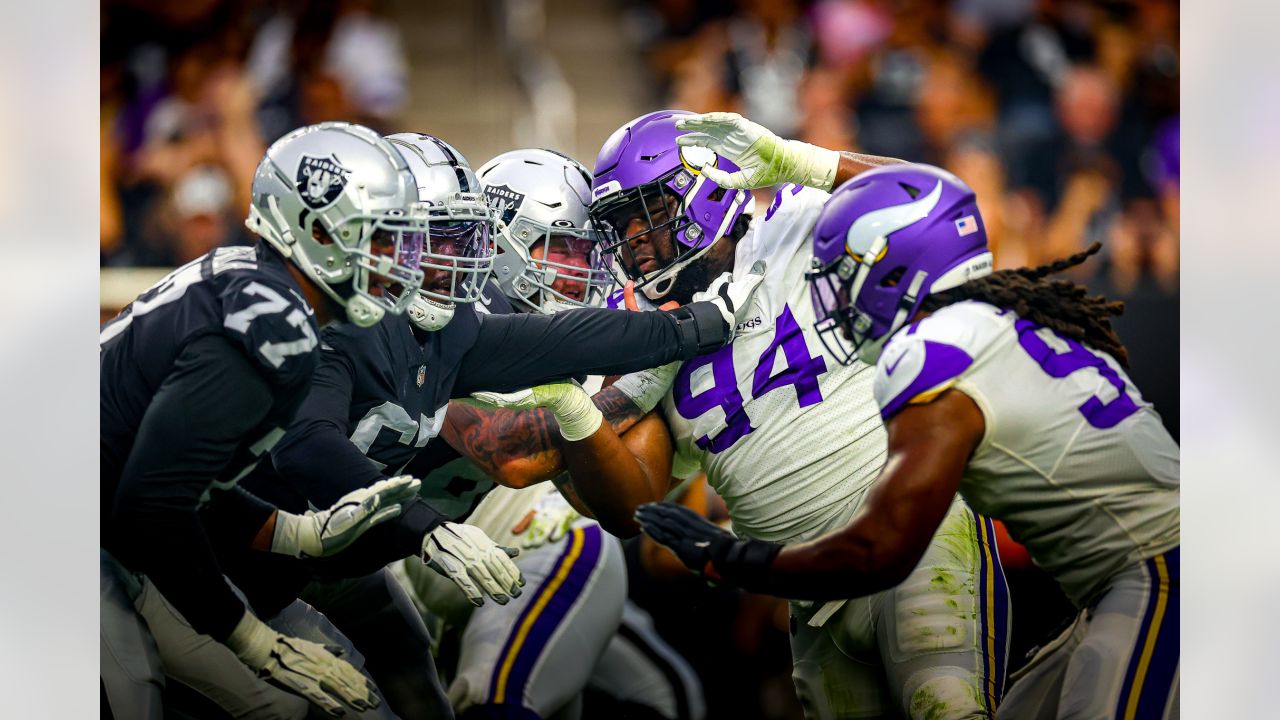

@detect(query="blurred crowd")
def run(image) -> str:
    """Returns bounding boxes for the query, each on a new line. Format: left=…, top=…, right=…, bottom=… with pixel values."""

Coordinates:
left=101, top=0, right=408, bottom=268
left=101, top=3, right=1178, bottom=718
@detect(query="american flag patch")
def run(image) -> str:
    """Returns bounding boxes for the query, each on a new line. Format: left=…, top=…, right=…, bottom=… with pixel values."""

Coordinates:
left=955, top=215, right=978, bottom=236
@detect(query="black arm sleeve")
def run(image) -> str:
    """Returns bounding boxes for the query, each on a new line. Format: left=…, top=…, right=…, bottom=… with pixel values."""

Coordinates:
left=203, top=486, right=277, bottom=554
left=111, top=334, right=279, bottom=641
left=453, top=305, right=727, bottom=396
left=269, top=344, right=386, bottom=508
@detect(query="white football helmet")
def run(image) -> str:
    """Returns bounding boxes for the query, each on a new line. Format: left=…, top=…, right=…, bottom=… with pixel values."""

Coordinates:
left=246, top=122, right=427, bottom=328
left=477, top=149, right=612, bottom=314
left=386, top=133, right=497, bottom=331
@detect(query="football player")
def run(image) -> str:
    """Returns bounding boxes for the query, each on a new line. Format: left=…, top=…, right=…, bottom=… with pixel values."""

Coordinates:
left=399, top=148, right=659, bottom=720
left=214, top=134, right=767, bottom=719
left=637, top=162, right=1180, bottom=720
left=100, top=122, right=430, bottom=718
left=492, top=111, right=1013, bottom=719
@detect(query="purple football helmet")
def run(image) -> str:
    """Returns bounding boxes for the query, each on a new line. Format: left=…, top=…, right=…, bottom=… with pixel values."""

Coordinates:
left=589, top=110, right=753, bottom=300
left=807, top=163, right=994, bottom=365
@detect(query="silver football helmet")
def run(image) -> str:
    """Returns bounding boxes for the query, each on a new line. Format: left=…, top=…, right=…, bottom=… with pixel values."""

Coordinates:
left=245, top=122, right=426, bottom=328
left=476, top=149, right=612, bottom=314
left=386, top=133, right=497, bottom=332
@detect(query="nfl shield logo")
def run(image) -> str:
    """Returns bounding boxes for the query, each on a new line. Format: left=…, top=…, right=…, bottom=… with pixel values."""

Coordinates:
left=416, top=364, right=427, bottom=388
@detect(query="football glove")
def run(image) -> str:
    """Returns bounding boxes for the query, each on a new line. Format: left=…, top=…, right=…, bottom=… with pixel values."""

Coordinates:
left=422, top=522, right=525, bottom=607
left=224, top=610, right=378, bottom=717
left=465, top=380, right=603, bottom=442
left=271, top=475, right=422, bottom=558
left=634, top=501, right=781, bottom=590
left=675, top=112, right=840, bottom=191
left=694, top=260, right=768, bottom=335
left=514, top=491, right=581, bottom=550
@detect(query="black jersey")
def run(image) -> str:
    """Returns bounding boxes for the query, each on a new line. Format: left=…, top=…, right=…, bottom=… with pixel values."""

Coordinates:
left=100, top=244, right=320, bottom=639
left=222, top=275, right=724, bottom=615
left=243, top=286, right=495, bottom=516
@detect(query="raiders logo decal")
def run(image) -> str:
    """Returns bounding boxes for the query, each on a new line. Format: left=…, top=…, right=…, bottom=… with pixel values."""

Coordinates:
left=484, top=184, right=526, bottom=225
left=296, top=154, right=350, bottom=210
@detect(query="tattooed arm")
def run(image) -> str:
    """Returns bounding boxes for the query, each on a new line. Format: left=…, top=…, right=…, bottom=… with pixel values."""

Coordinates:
left=439, top=384, right=647, bottom=489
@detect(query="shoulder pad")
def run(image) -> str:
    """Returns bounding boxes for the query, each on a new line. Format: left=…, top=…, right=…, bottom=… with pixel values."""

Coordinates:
left=220, top=275, right=319, bottom=383
left=874, top=326, right=974, bottom=421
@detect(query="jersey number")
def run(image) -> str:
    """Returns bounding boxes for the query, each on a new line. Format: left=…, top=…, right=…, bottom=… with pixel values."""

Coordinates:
left=1016, top=320, right=1139, bottom=429
left=224, top=282, right=318, bottom=368
left=673, top=304, right=827, bottom=452
left=350, top=402, right=445, bottom=471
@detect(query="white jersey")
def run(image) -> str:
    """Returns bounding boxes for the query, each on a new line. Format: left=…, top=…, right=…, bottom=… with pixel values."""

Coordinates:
left=660, top=185, right=887, bottom=543
left=873, top=300, right=1180, bottom=606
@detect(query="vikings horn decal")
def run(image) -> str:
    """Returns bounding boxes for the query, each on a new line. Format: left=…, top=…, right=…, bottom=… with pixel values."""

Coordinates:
left=296, top=154, right=351, bottom=210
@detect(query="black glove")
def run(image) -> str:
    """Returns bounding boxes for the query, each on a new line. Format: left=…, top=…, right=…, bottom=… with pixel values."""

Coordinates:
left=634, top=502, right=780, bottom=591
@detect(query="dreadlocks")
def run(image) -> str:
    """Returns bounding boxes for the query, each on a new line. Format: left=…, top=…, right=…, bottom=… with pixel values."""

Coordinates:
left=920, top=242, right=1131, bottom=367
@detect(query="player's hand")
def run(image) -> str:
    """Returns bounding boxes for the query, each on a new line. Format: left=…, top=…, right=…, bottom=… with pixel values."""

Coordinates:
left=633, top=501, right=735, bottom=574
left=513, top=491, right=580, bottom=549
left=675, top=112, right=840, bottom=191
left=464, top=381, right=604, bottom=441
left=271, top=475, right=422, bottom=558
left=623, top=280, right=680, bottom=311
left=692, top=259, right=767, bottom=335
left=225, top=611, right=378, bottom=717
left=636, top=502, right=782, bottom=589
left=422, top=521, right=525, bottom=606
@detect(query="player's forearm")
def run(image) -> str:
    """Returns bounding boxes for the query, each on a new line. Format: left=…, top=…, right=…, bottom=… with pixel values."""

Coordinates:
left=270, top=421, right=387, bottom=506
left=459, top=307, right=728, bottom=396
left=765, top=524, right=916, bottom=600
left=444, top=387, right=645, bottom=487
left=559, top=418, right=671, bottom=537
left=832, top=151, right=906, bottom=190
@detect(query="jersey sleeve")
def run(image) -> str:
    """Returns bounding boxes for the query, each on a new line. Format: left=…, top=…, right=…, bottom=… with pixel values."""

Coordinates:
left=219, top=275, right=320, bottom=385
left=873, top=325, right=976, bottom=421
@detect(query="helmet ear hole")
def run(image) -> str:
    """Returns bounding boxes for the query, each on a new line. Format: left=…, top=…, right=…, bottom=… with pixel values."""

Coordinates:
left=311, top=221, right=335, bottom=245
left=880, top=266, right=906, bottom=287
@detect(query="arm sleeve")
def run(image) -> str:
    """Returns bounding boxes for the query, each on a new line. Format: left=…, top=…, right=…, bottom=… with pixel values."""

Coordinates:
left=268, top=341, right=387, bottom=507
left=203, top=485, right=276, bottom=553
left=454, top=306, right=723, bottom=396
left=110, top=334, right=278, bottom=641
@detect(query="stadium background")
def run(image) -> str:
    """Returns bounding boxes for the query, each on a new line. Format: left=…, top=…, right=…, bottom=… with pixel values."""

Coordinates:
left=99, top=1, right=1179, bottom=717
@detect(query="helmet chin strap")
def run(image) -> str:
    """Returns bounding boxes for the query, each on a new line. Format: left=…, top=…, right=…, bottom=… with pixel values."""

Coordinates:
left=408, top=293, right=455, bottom=332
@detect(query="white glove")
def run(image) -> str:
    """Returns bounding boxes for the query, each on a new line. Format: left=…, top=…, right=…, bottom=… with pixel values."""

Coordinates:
left=271, top=475, right=422, bottom=558
left=515, top=491, right=581, bottom=550
left=465, top=381, right=603, bottom=442
left=694, top=260, right=768, bottom=334
left=675, top=112, right=840, bottom=191
left=610, top=362, right=680, bottom=414
left=224, top=610, right=378, bottom=717
left=422, top=522, right=525, bottom=607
